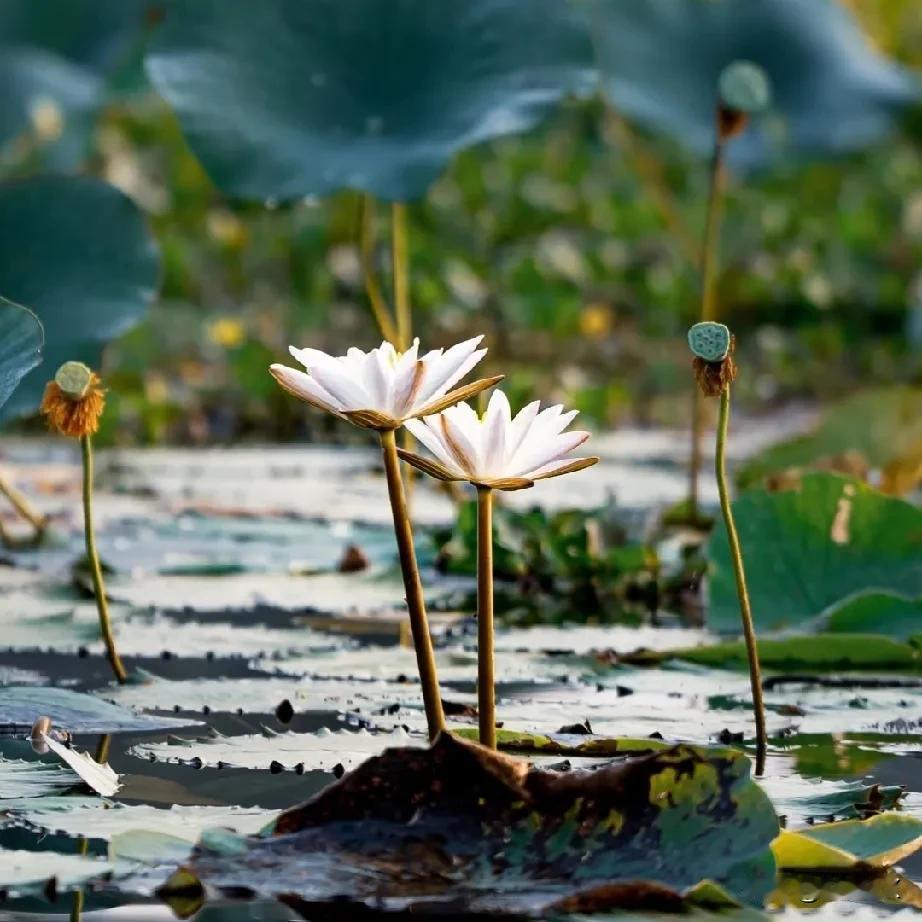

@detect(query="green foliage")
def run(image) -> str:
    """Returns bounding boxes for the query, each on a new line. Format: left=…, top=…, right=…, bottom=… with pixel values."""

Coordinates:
left=433, top=499, right=660, bottom=622
left=707, top=474, right=922, bottom=633
left=0, top=176, right=160, bottom=420
left=586, top=0, right=919, bottom=167
left=0, top=299, right=42, bottom=411
left=146, top=0, right=594, bottom=201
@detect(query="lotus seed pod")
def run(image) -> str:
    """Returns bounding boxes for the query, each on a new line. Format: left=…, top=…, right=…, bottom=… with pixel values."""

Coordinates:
left=718, top=61, right=772, bottom=114
left=54, top=361, right=93, bottom=399
left=688, top=322, right=731, bottom=362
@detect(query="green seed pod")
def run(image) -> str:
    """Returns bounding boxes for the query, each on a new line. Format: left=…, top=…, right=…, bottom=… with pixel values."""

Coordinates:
left=54, top=361, right=93, bottom=399
left=688, top=322, right=731, bottom=362
left=718, top=61, right=772, bottom=113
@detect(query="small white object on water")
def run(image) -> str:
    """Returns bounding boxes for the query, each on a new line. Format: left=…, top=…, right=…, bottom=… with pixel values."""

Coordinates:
left=41, top=733, right=120, bottom=797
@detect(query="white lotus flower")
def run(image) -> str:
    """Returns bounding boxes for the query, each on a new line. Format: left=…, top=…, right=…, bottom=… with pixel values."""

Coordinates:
left=270, top=336, right=501, bottom=430
left=399, top=390, right=599, bottom=490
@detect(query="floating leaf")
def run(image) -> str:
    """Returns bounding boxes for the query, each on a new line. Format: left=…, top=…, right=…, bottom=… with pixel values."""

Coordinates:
left=453, top=727, right=671, bottom=757
left=0, top=298, right=42, bottom=411
left=758, top=775, right=904, bottom=824
left=0, top=176, right=160, bottom=420
left=0, top=687, right=197, bottom=734
left=0, top=847, right=113, bottom=897
left=0, top=757, right=81, bottom=800
left=586, top=0, right=918, bottom=167
left=159, top=735, right=778, bottom=914
left=737, top=387, right=922, bottom=494
left=706, top=474, right=922, bottom=632
left=145, top=0, right=595, bottom=201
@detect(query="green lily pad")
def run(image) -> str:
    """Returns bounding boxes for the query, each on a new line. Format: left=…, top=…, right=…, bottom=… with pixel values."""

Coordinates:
left=758, top=775, right=904, bottom=824
left=737, top=387, right=922, bottom=494
left=706, top=474, right=922, bottom=633
left=0, top=175, right=160, bottom=420
left=159, top=734, right=778, bottom=914
left=145, top=0, right=594, bottom=201
left=0, top=299, right=42, bottom=411
left=585, top=0, right=918, bottom=167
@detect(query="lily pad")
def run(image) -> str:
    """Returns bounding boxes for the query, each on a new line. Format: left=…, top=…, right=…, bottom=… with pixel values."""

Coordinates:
left=706, top=474, right=922, bottom=633
left=0, top=687, right=197, bottom=734
left=0, top=847, right=113, bottom=897
left=159, top=734, right=779, bottom=914
left=0, top=757, right=81, bottom=800
left=758, top=774, right=904, bottom=824
left=145, top=0, right=595, bottom=201
left=0, top=175, right=160, bottom=420
left=0, top=298, right=42, bottom=411
left=586, top=0, right=918, bottom=167
left=737, top=387, right=922, bottom=494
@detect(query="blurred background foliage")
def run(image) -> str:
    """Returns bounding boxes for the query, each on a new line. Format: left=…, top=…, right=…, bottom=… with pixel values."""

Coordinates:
left=0, top=0, right=919, bottom=446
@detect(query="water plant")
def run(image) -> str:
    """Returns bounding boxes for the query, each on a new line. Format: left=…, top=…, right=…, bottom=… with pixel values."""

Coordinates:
left=399, top=390, right=598, bottom=748
left=40, top=361, right=127, bottom=685
left=270, top=336, right=502, bottom=740
left=688, top=321, right=766, bottom=768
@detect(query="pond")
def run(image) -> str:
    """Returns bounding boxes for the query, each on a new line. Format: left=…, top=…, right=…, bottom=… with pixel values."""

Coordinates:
left=1, top=427, right=920, bottom=921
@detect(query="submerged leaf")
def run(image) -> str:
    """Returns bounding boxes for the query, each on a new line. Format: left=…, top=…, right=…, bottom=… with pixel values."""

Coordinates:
left=161, top=734, right=778, bottom=914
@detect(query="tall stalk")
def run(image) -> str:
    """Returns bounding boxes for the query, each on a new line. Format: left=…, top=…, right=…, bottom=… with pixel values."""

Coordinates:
left=81, top=435, right=127, bottom=685
left=715, top=385, right=766, bottom=772
left=391, top=202, right=411, bottom=352
left=688, top=133, right=728, bottom=522
left=379, top=428, right=444, bottom=740
left=359, top=194, right=399, bottom=344
left=0, top=470, right=46, bottom=545
left=476, top=486, right=496, bottom=749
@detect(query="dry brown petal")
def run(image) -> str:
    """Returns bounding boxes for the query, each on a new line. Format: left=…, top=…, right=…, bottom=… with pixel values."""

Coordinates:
left=396, top=449, right=461, bottom=482
left=414, top=375, right=504, bottom=418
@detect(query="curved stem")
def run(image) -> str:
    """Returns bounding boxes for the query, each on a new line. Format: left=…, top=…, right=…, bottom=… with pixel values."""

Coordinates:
left=688, top=134, right=728, bottom=522
left=715, top=386, right=767, bottom=772
left=476, top=486, right=496, bottom=749
left=81, top=436, right=127, bottom=685
left=391, top=201, right=411, bottom=352
left=359, top=194, right=399, bottom=344
left=0, top=470, right=47, bottom=545
left=380, top=429, right=444, bottom=741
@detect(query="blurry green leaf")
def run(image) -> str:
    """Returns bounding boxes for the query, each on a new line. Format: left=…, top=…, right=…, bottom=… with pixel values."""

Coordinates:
left=823, top=591, right=922, bottom=639
left=586, top=0, right=919, bottom=166
left=0, top=176, right=160, bottom=420
left=146, top=0, right=594, bottom=201
left=161, top=735, right=778, bottom=913
left=737, top=388, right=922, bottom=494
left=0, top=298, right=42, bottom=411
left=707, top=474, right=922, bottom=632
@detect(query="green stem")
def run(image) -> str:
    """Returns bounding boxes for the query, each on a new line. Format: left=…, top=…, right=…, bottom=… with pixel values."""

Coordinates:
left=688, top=134, right=728, bottom=523
left=0, top=469, right=47, bottom=544
left=715, top=386, right=767, bottom=772
left=359, top=193, right=399, bottom=344
left=81, top=436, right=127, bottom=685
left=391, top=202, right=411, bottom=352
left=476, top=486, right=496, bottom=750
left=380, top=429, right=444, bottom=741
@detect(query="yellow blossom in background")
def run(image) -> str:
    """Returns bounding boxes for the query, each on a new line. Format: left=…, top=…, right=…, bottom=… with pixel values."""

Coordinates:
left=579, top=302, right=615, bottom=340
left=207, top=317, right=246, bottom=349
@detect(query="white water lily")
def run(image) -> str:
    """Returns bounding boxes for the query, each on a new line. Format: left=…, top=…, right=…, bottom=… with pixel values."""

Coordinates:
left=399, top=390, right=599, bottom=490
left=269, top=336, right=501, bottom=430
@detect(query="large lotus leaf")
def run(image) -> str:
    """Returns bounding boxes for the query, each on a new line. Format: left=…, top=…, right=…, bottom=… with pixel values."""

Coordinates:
left=823, top=591, right=922, bottom=639
left=0, top=176, right=160, bottom=420
left=585, top=0, right=919, bottom=167
left=0, top=298, right=42, bottom=411
left=706, top=474, right=922, bottom=633
left=159, top=735, right=778, bottom=914
left=0, top=687, right=196, bottom=734
left=145, top=0, right=595, bottom=201
left=737, top=388, right=922, bottom=494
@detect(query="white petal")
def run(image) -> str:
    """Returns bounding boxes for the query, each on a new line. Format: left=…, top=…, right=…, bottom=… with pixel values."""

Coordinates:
left=504, top=400, right=541, bottom=468
left=438, top=408, right=481, bottom=476
left=481, top=390, right=510, bottom=476
left=404, top=418, right=464, bottom=476
left=309, top=361, right=375, bottom=411
left=270, top=365, right=343, bottom=414
left=414, top=336, right=486, bottom=406
left=514, top=430, right=590, bottom=478
left=289, top=345, right=339, bottom=370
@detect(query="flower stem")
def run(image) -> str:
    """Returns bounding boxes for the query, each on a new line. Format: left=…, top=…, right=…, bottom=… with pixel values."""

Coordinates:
left=476, top=485, right=496, bottom=750
left=359, top=193, right=399, bottom=344
left=0, top=470, right=47, bottom=545
left=81, top=435, right=127, bottom=685
left=689, top=134, right=728, bottom=522
left=391, top=201, right=411, bottom=352
left=380, top=429, right=444, bottom=741
left=715, top=385, right=766, bottom=772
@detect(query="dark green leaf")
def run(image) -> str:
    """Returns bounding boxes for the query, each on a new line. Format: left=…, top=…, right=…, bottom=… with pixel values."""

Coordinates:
left=146, top=0, right=595, bottom=201
left=586, top=0, right=918, bottom=167
left=0, top=298, right=42, bottom=411
left=0, top=176, right=160, bottom=419
left=824, top=591, right=922, bottom=639
left=707, top=474, right=922, bottom=632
